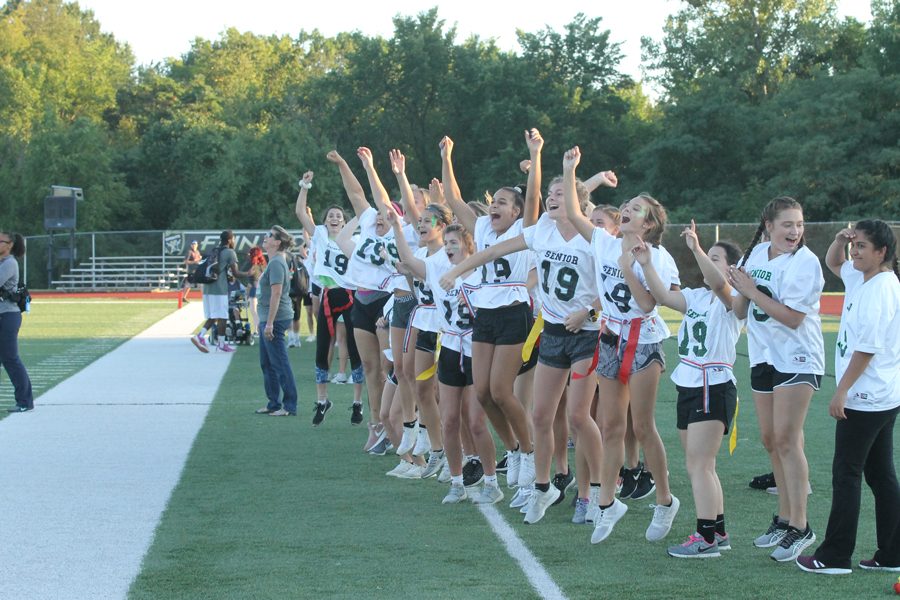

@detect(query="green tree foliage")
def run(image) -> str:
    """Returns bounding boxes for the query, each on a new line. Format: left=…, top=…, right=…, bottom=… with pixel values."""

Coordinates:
left=1, top=0, right=896, bottom=238
left=637, top=0, right=899, bottom=224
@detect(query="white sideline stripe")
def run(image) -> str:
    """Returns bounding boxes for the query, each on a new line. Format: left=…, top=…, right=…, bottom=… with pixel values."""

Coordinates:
left=477, top=505, right=569, bottom=600
left=0, top=302, right=227, bottom=600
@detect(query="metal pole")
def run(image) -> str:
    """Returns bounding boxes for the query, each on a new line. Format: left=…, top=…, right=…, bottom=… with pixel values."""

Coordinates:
left=91, top=233, right=96, bottom=290
left=715, top=223, right=720, bottom=243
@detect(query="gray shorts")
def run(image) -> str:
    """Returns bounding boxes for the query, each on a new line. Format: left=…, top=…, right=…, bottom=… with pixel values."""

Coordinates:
left=596, top=333, right=665, bottom=380
left=538, top=323, right=599, bottom=370
left=390, top=294, right=417, bottom=329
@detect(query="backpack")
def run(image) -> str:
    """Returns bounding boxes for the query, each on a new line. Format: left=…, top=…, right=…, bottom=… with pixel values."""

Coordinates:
left=188, top=248, right=221, bottom=284
left=288, top=254, right=310, bottom=298
left=0, top=282, right=30, bottom=313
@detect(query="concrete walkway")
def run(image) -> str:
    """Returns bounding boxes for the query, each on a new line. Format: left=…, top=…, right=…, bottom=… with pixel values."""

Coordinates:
left=0, top=303, right=231, bottom=600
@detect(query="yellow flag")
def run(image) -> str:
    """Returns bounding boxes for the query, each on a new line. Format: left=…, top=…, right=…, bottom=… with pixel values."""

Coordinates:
left=415, top=333, right=441, bottom=381
left=522, top=312, right=543, bottom=362
left=729, top=397, right=740, bottom=455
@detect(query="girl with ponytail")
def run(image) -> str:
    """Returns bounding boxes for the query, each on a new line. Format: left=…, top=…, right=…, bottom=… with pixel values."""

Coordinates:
left=0, top=231, right=33, bottom=412
left=727, top=197, right=824, bottom=563
left=796, top=219, right=900, bottom=574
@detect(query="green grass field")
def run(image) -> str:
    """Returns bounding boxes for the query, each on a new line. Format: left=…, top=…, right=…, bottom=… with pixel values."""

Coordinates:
left=0, top=299, right=176, bottom=417
left=5, top=299, right=894, bottom=598
left=127, top=314, right=900, bottom=600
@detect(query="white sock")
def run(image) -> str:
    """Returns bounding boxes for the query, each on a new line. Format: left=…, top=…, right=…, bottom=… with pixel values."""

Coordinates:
left=451, top=475, right=463, bottom=486
left=484, top=475, right=498, bottom=486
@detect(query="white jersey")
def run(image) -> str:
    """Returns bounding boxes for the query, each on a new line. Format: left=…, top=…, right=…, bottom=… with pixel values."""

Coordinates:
left=346, top=207, right=409, bottom=292
left=311, top=225, right=354, bottom=290
left=402, top=222, right=420, bottom=253
left=522, top=214, right=599, bottom=330
left=411, top=246, right=444, bottom=333
left=671, top=288, right=744, bottom=388
left=470, top=215, right=531, bottom=308
left=836, top=262, right=900, bottom=411
left=426, top=255, right=478, bottom=356
left=590, top=228, right=676, bottom=343
left=743, top=243, right=824, bottom=374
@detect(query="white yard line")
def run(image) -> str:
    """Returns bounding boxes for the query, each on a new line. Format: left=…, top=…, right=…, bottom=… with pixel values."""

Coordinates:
left=477, top=505, right=570, bottom=600
left=0, top=303, right=232, bottom=600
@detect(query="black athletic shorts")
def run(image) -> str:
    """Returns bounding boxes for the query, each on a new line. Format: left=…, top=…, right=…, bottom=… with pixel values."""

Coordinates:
left=415, top=330, right=438, bottom=353
left=351, top=293, right=391, bottom=335
left=750, top=363, right=822, bottom=393
left=676, top=381, right=737, bottom=434
left=472, top=302, right=532, bottom=345
left=437, top=347, right=473, bottom=388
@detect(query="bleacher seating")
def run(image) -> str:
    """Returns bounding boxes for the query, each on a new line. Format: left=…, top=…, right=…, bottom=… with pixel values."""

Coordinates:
left=51, top=256, right=187, bottom=291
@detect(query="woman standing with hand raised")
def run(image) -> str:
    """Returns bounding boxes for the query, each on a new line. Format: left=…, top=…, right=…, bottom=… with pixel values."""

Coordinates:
left=796, top=220, right=900, bottom=574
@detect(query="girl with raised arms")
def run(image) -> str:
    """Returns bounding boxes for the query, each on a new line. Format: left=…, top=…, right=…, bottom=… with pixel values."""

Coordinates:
left=389, top=209, right=503, bottom=504
left=328, top=149, right=405, bottom=444
left=294, top=168, right=366, bottom=429
left=440, top=130, right=609, bottom=528
left=388, top=150, right=445, bottom=469
left=631, top=222, right=744, bottom=558
left=561, top=146, right=679, bottom=546
left=727, top=197, right=824, bottom=563
left=438, top=135, right=537, bottom=493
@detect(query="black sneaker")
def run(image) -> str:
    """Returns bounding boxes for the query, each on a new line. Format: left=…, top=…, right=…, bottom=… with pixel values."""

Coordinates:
left=7, top=405, right=33, bottom=413
left=312, top=399, right=332, bottom=426
left=496, top=454, right=508, bottom=473
left=551, top=471, right=574, bottom=506
left=631, top=466, right=656, bottom=500
left=619, top=464, right=641, bottom=499
left=750, top=472, right=776, bottom=490
left=462, top=458, right=484, bottom=488
left=350, top=402, right=363, bottom=425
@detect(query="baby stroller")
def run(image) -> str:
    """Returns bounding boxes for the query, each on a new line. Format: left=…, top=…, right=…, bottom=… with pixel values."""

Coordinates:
left=225, top=283, right=254, bottom=346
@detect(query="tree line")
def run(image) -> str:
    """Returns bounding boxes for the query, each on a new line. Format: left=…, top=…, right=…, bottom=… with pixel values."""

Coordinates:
left=1, top=0, right=897, bottom=236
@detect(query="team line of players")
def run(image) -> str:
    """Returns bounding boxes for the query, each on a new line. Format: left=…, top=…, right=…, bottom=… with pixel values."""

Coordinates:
left=291, top=130, right=900, bottom=567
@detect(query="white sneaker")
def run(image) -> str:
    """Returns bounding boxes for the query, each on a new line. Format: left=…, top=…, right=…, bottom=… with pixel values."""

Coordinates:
left=509, top=487, right=530, bottom=509
left=442, top=483, right=467, bottom=504
left=519, top=486, right=534, bottom=514
left=397, top=423, right=419, bottom=456
left=386, top=460, right=412, bottom=477
left=586, top=486, right=601, bottom=524
left=412, top=427, right=431, bottom=457
left=305, top=334, right=316, bottom=343
left=506, top=450, right=521, bottom=488
left=398, top=464, right=425, bottom=479
left=421, top=451, right=445, bottom=479
left=523, top=486, right=561, bottom=524
left=518, top=452, right=535, bottom=489
left=437, top=461, right=452, bottom=483
left=330, top=372, right=348, bottom=384
left=471, top=483, right=504, bottom=505
left=591, top=498, right=629, bottom=544
left=645, top=495, right=680, bottom=541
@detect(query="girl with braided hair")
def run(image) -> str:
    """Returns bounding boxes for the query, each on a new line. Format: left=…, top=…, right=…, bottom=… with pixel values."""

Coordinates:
left=727, top=197, right=824, bottom=563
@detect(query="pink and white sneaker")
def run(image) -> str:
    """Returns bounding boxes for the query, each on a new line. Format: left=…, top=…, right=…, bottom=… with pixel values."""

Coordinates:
left=191, top=333, right=209, bottom=353
left=217, top=342, right=236, bottom=353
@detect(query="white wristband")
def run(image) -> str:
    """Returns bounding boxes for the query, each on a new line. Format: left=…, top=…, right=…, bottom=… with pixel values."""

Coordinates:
left=298, top=180, right=312, bottom=190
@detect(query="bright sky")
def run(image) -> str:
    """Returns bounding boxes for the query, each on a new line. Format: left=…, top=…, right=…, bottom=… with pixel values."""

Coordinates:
left=76, top=0, right=873, bottom=83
